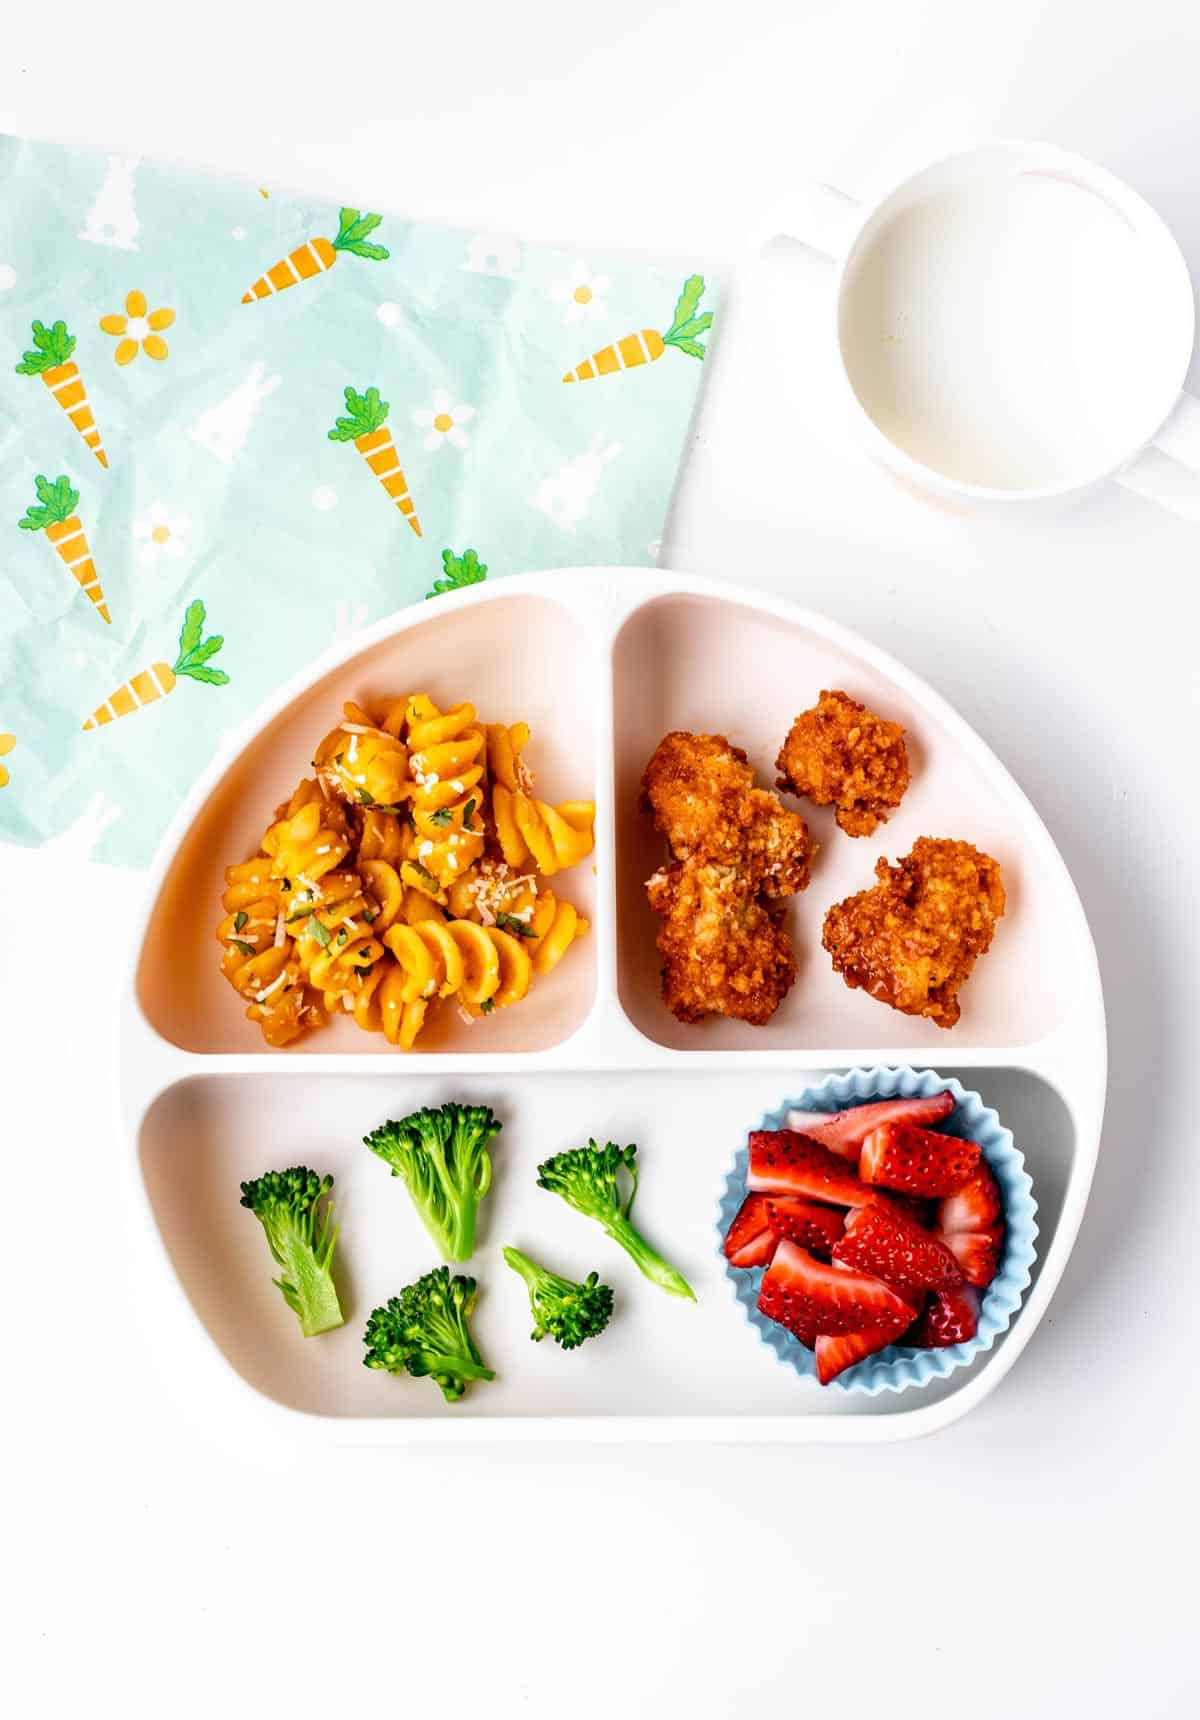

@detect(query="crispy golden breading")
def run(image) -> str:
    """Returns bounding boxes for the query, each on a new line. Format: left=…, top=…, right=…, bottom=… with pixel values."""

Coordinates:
left=641, top=731, right=816, bottom=895
left=646, top=861, right=796, bottom=1025
left=777, top=689, right=910, bottom=837
left=822, top=837, right=1005, bottom=1028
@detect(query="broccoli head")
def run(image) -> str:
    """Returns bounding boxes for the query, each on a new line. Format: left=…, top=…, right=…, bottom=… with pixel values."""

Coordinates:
left=536, top=1139, right=695, bottom=1300
left=364, top=1102, right=501, bottom=1261
left=362, top=1266, right=495, bottom=1402
left=239, top=1166, right=344, bottom=1337
left=502, top=1246, right=614, bottom=1349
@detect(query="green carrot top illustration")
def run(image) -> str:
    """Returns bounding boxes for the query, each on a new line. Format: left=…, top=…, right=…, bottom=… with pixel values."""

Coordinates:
left=661, top=275, right=712, bottom=360
left=330, top=208, right=390, bottom=261
left=427, top=547, right=488, bottom=599
left=328, top=385, right=390, bottom=441
left=16, top=318, right=77, bottom=374
left=172, top=599, right=230, bottom=684
left=18, top=473, right=79, bottom=530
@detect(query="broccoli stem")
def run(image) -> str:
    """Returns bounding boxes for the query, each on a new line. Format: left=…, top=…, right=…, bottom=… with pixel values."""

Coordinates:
left=501, top=1246, right=545, bottom=1297
left=417, top=1354, right=497, bottom=1401
left=275, top=1228, right=344, bottom=1337
left=604, top=1214, right=695, bottom=1300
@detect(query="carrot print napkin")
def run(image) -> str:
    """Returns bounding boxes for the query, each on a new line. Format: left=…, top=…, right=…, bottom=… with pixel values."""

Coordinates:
left=0, top=134, right=716, bottom=865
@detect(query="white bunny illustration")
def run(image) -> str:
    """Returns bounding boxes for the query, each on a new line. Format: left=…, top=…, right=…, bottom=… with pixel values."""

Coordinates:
left=189, top=362, right=282, bottom=465
left=530, top=433, right=623, bottom=533
left=460, top=233, right=522, bottom=280
left=78, top=156, right=141, bottom=251
left=332, top=600, right=368, bottom=643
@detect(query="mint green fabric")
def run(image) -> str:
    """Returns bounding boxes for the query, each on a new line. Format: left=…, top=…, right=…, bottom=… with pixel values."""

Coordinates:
left=0, top=134, right=714, bottom=865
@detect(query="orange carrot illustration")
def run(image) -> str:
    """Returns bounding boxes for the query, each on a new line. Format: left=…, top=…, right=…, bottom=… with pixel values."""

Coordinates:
left=242, top=207, right=389, bottom=303
left=18, top=474, right=111, bottom=623
left=83, top=599, right=229, bottom=730
left=16, top=319, right=108, bottom=466
left=562, top=274, right=712, bottom=382
left=327, top=385, right=422, bottom=536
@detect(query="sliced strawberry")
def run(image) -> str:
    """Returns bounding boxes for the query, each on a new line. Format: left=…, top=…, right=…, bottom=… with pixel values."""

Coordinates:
left=938, top=1162, right=1002, bottom=1233
left=747, top=1131, right=874, bottom=1206
left=909, top=1285, right=980, bottom=1347
left=787, top=1090, right=955, bottom=1162
left=872, top=1190, right=936, bottom=1229
left=758, top=1240, right=915, bottom=1339
left=833, top=1203, right=964, bottom=1293
left=942, top=1224, right=1004, bottom=1288
left=815, top=1303, right=914, bottom=1384
left=723, top=1194, right=778, bottom=1269
left=766, top=1197, right=845, bottom=1261
left=859, top=1121, right=980, bottom=1197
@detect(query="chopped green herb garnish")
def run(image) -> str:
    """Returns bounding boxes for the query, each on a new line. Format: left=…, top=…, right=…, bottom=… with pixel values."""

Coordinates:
left=496, top=912, right=537, bottom=939
left=307, top=914, right=332, bottom=948
left=407, top=860, right=439, bottom=891
left=231, top=939, right=256, bottom=958
left=480, top=998, right=494, bottom=1014
left=336, top=928, right=349, bottom=947
left=462, top=798, right=476, bottom=829
left=233, top=911, right=248, bottom=932
left=362, top=907, right=377, bottom=923
left=358, top=787, right=376, bottom=806
left=429, top=807, right=453, bottom=827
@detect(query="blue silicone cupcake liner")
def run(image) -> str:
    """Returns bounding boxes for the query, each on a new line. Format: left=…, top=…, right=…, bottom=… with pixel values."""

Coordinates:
left=717, top=1067, right=1039, bottom=1395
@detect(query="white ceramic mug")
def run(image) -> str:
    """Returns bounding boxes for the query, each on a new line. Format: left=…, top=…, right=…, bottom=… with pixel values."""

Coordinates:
left=769, top=142, right=1200, bottom=517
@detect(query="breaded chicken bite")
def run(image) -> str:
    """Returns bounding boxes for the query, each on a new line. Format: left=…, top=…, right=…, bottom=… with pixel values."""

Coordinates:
left=822, top=837, right=1005, bottom=1028
left=777, top=690, right=910, bottom=838
left=641, top=731, right=815, bottom=894
left=646, top=861, right=796, bottom=1026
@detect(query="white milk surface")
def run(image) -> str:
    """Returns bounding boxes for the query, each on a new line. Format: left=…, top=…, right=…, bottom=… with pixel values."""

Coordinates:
left=838, top=172, right=1181, bottom=490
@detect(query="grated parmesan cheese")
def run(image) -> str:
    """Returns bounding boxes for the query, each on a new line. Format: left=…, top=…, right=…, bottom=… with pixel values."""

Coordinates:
left=274, top=912, right=287, bottom=947
left=254, top=971, right=288, bottom=1004
left=340, top=720, right=390, bottom=739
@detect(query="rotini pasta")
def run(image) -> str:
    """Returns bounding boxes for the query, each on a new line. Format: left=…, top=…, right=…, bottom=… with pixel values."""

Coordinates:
left=217, top=687, right=594, bottom=1049
left=216, top=854, right=323, bottom=1045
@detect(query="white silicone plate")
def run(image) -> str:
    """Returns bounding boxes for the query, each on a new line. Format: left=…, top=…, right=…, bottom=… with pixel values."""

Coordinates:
left=120, top=570, right=1106, bottom=1442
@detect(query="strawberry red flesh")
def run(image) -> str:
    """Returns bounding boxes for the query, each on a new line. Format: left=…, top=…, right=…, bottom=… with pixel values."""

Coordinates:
left=938, top=1162, right=1002, bottom=1233
left=833, top=1203, right=965, bottom=1293
left=766, top=1197, right=845, bottom=1261
left=786, top=1090, right=955, bottom=1163
left=909, top=1284, right=981, bottom=1347
left=723, top=1193, right=779, bottom=1269
left=942, top=1224, right=1005, bottom=1288
left=758, top=1239, right=915, bottom=1340
left=872, top=1191, right=936, bottom=1229
left=747, top=1130, right=874, bottom=1206
left=815, top=1303, right=915, bottom=1384
left=859, top=1121, right=980, bottom=1197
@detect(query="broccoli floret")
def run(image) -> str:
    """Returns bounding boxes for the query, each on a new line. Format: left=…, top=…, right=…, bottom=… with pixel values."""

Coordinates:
left=502, top=1246, right=614, bottom=1349
left=239, top=1166, right=344, bottom=1337
left=362, top=1266, right=495, bottom=1402
left=364, top=1102, right=501, bottom=1261
left=536, top=1140, right=695, bottom=1300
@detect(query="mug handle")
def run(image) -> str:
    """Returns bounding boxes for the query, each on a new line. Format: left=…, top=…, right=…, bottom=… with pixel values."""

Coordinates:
left=759, top=180, right=863, bottom=260
left=1116, top=393, right=1200, bottom=522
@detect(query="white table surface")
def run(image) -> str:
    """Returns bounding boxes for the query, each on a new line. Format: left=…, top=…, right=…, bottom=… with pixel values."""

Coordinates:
left=5, top=3, right=1198, bottom=1714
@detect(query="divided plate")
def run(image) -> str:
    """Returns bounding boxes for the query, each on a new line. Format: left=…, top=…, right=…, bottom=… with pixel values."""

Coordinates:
left=120, top=569, right=1105, bottom=1442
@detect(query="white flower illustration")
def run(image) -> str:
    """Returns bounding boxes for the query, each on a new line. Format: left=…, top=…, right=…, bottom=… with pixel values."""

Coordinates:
left=132, top=501, right=191, bottom=563
left=413, top=389, right=476, bottom=452
left=550, top=266, right=613, bottom=326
